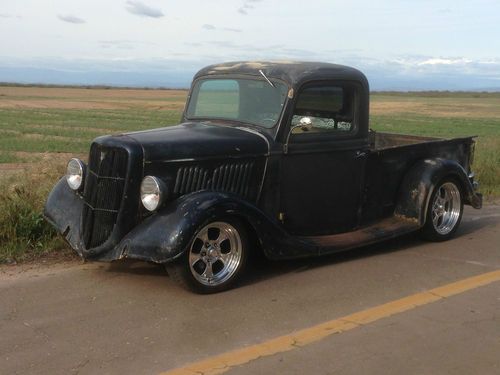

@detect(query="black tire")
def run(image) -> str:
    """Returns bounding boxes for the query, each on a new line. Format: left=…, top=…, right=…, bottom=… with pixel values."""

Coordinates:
left=166, top=218, right=249, bottom=294
left=421, top=177, right=464, bottom=242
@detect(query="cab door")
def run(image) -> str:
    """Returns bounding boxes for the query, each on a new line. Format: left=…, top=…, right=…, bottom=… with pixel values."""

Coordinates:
left=279, top=81, right=368, bottom=236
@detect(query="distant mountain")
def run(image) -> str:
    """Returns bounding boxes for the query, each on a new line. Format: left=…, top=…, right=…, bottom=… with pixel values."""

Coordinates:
left=0, top=66, right=192, bottom=89
left=1, top=59, right=499, bottom=92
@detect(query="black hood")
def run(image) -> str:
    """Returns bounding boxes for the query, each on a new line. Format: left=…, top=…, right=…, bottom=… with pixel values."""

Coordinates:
left=123, top=122, right=269, bottom=162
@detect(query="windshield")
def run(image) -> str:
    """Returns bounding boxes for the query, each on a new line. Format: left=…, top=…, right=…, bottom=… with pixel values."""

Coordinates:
left=186, top=77, right=288, bottom=128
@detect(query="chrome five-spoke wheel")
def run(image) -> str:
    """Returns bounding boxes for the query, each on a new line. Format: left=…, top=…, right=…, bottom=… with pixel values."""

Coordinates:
left=423, top=179, right=463, bottom=241
left=167, top=218, right=248, bottom=293
left=189, top=222, right=243, bottom=286
left=431, top=182, right=461, bottom=235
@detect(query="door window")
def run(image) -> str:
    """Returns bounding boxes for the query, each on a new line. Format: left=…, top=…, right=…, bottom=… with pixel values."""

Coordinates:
left=291, top=83, right=356, bottom=136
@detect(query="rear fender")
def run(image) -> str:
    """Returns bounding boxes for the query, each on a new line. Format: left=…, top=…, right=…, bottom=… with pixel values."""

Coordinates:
left=395, top=158, right=482, bottom=226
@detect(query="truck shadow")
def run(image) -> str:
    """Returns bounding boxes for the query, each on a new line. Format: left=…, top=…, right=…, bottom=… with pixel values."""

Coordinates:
left=103, top=212, right=496, bottom=289
left=239, top=232, right=422, bottom=287
left=106, top=259, right=166, bottom=278
left=239, top=212, right=498, bottom=287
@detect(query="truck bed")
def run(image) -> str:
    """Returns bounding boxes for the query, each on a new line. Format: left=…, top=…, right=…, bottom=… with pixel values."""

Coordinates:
left=362, top=131, right=475, bottom=224
left=369, top=131, right=442, bottom=151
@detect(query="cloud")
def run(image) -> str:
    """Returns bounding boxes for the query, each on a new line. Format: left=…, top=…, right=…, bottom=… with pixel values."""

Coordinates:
left=223, top=27, right=242, bottom=33
left=438, top=8, right=452, bottom=14
left=57, top=14, right=86, bottom=24
left=238, top=0, right=263, bottom=15
left=417, top=57, right=472, bottom=66
left=125, top=1, right=164, bottom=18
left=99, top=40, right=135, bottom=50
left=201, top=24, right=242, bottom=33
left=99, top=39, right=157, bottom=50
left=0, top=13, right=21, bottom=18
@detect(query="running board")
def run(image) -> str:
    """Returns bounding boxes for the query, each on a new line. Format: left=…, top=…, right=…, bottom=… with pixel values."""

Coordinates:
left=300, top=216, right=421, bottom=255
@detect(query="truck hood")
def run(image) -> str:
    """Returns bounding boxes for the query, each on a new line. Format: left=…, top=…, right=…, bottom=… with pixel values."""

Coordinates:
left=123, top=121, right=269, bottom=162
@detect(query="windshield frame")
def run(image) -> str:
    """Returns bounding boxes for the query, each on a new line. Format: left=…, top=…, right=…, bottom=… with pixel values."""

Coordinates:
left=184, top=74, right=290, bottom=131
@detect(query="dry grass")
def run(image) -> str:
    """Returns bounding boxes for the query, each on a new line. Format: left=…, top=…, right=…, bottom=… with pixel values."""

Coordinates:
left=0, top=86, right=498, bottom=263
left=0, top=159, right=76, bottom=264
left=371, top=93, right=500, bottom=119
left=0, top=86, right=187, bottom=110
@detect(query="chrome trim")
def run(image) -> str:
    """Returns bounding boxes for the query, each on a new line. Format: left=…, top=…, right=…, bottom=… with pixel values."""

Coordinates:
left=234, top=127, right=270, bottom=202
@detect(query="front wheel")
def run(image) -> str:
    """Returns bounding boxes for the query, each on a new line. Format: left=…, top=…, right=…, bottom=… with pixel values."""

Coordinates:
left=421, top=178, right=463, bottom=241
left=166, top=219, right=248, bottom=293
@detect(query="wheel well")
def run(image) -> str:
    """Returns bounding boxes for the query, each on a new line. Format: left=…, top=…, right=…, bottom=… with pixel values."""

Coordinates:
left=452, top=174, right=466, bottom=197
left=233, top=215, right=266, bottom=258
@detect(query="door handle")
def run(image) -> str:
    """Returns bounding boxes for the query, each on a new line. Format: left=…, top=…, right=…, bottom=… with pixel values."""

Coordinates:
left=355, top=150, right=367, bottom=158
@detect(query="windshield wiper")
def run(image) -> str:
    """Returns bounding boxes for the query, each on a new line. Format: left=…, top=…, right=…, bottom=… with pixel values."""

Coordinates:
left=259, top=69, right=276, bottom=88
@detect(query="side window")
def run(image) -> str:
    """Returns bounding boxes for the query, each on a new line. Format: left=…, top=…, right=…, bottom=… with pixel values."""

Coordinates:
left=291, top=83, right=356, bottom=135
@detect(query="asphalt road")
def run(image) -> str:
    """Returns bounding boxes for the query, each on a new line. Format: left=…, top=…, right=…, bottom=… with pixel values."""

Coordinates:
left=1, top=205, right=499, bottom=375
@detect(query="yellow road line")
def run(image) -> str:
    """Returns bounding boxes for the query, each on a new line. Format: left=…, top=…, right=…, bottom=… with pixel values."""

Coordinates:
left=161, top=270, right=500, bottom=375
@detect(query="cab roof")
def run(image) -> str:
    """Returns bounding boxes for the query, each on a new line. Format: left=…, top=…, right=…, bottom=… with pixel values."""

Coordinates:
left=193, top=61, right=369, bottom=89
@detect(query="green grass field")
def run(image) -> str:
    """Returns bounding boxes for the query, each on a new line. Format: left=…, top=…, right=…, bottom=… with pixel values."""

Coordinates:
left=0, top=108, right=182, bottom=155
left=369, top=93, right=500, bottom=196
left=0, top=86, right=499, bottom=263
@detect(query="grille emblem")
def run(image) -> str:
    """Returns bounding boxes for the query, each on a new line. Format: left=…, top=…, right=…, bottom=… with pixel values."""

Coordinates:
left=100, top=151, right=106, bottom=162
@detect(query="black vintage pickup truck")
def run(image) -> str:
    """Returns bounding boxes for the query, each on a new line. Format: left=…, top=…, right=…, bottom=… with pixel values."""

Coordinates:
left=44, top=61, right=482, bottom=293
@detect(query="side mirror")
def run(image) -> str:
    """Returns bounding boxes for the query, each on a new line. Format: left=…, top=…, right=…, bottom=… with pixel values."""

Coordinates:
left=284, top=117, right=313, bottom=154
left=296, top=116, right=313, bottom=132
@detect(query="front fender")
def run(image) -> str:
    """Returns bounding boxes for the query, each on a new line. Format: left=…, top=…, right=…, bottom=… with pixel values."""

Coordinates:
left=115, top=191, right=305, bottom=263
left=395, top=158, right=482, bottom=225
left=43, top=177, right=85, bottom=256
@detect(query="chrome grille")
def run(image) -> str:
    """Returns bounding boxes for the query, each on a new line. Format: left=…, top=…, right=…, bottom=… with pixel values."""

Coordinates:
left=82, top=144, right=128, bottom=249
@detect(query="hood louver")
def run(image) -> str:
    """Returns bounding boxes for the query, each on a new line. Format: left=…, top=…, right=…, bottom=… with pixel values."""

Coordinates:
left=173, top=162, right=255, bottom=198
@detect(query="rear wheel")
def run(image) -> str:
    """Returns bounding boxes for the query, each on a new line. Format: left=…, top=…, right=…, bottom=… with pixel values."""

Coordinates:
left=166, top=219, right=248, bottom=293
left=421, top=178, right=463, bottom=241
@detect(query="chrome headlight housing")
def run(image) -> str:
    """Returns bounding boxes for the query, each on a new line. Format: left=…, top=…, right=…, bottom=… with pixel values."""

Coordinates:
left=140, top=176, right=165, bottom=212
left=66, top=158, right=85, bottom=191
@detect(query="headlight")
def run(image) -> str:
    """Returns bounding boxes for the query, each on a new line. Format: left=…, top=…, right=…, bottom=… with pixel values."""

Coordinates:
left=140, top=176, right=165, bottom=211
left=66, top=158, right=85, bottom=191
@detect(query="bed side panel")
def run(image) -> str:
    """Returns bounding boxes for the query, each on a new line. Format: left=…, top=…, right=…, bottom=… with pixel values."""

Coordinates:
left=361, top=137, right=473, bottom=224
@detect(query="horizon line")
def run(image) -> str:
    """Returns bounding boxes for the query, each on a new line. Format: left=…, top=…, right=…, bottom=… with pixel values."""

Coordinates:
left=2, top=82, right=500, bottom=93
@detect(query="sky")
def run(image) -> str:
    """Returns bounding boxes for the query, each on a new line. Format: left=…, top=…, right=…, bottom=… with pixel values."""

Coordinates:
left=1, top=0, right=500, bottom=90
